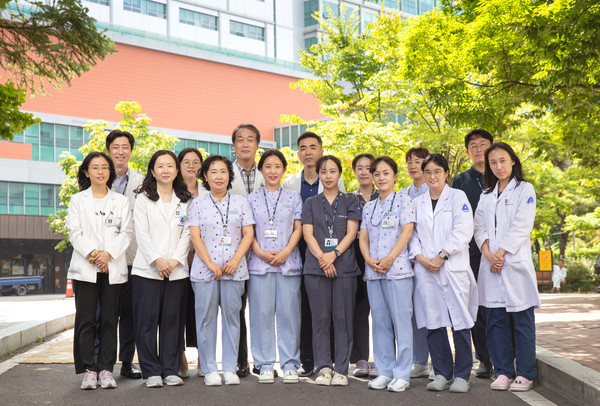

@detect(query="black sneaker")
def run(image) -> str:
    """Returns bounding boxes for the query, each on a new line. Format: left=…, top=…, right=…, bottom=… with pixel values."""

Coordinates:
left=298, top=363, right=314, bottom=377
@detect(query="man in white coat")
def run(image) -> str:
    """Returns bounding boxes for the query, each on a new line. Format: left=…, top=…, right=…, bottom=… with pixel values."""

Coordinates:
left=281, top=132, right=344, bottom=376
left=106, top=130, right=145, bottom=379
left=229, top=124, right=264, bottom=378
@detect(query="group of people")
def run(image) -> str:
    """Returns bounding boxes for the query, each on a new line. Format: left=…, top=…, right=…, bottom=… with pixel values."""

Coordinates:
left=66, top=126, right=541, bottom=394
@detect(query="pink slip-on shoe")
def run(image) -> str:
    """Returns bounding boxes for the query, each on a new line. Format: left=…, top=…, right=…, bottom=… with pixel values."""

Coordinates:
left=509, top=376, right=533, bottom=392
left=490, top=375, right=512, bottom=391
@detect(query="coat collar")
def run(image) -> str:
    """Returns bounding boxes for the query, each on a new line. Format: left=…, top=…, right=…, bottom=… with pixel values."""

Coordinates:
left=82, top=187, right=115, bottom=235
left=492, top=177, right=517, bottom=199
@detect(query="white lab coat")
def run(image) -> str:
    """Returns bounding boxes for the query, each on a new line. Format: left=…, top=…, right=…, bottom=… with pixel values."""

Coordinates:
left=474, top=178, right=540, bottom=312
left=409, top=185, right=478, bottom=331
left=111, top=169, right=144, bottom=265
left=131, top=192, right=190, bottom=281
left=230, top=161, right=265, bottom=197
left=67, top=188, right=132, bottom=284
left=281, top=171, right=345, bottom=194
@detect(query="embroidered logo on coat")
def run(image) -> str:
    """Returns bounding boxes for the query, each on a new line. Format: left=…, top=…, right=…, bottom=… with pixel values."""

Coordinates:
left=526, top=196, right=534, bottom=205
left=461, top=204, right=469, bottom=213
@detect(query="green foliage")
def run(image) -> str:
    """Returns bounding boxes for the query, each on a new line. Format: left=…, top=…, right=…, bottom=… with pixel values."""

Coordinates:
left=48, top=102, right=178, bottom=252
left=0, top=82, right=40, bottom=140
left=0, top=0, right=115, bottom=140
left=563, top=257, right=596, bottom=292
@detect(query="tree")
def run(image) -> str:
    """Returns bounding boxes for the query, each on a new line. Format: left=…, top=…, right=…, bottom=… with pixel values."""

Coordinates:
left=48, top=102, right=179, bottom=252
left=0, top=0, right=115, bottom=140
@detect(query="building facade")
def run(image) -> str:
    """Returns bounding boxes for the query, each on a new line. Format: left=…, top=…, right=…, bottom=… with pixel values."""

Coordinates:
left=0, top=0, right=436, bottom=293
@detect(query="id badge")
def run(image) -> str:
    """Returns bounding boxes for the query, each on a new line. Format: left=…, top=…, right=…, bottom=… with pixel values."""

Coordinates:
left=324, top=238, right=338, bottom=248
left=382, top=217, right=395, bottom=228
left=264, top=229, right=278, bottom=238
left=219, top=236, right=232, bottom=246
left=106, top=216, right=121, bottom=227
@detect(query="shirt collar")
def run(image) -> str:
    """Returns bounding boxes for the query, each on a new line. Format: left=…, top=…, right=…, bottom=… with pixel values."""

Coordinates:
left=116, top=168, right=130, bottom=181
left=300, top=170, right=319, bottom=186
left=468, top=165, right=483, bottom=178
left=236, top=160, right=256, bottom=174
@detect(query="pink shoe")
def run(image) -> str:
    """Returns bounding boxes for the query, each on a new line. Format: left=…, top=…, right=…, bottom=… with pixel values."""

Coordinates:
left=510, top=376, right=533, bottom=392
left=490, top=375, right=511, bottom=391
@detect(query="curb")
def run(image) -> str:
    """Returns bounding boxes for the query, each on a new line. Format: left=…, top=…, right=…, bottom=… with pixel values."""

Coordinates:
left=0, top=313, right=75, bottom=357
left=536, top=345, right=600, bottom=406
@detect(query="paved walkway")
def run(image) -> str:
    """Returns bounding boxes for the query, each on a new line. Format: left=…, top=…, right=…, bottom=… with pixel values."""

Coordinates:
left=536, top=293, right=600, bottom=372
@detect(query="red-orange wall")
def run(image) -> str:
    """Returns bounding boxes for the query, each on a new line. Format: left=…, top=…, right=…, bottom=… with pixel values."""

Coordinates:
left=0, top=141, right=31, bottom=160
left=21, top=43, right=323, bottom=141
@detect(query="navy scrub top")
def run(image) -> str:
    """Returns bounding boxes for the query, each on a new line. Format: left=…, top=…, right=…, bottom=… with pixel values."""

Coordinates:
left=301, top=192, right=362, bottom=278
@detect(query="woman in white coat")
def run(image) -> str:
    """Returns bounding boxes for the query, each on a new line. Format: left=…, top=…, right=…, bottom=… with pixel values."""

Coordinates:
left=131, top=150, right=192, bottom=388
left=67, top=151, right=132, bottom=390
left=474, top=142, right=540, bottom=392
left=410, top=154, right=478, bottom=393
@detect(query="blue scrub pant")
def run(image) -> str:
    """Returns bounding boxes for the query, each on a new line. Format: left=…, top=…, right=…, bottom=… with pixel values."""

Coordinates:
left=427, top=328, right=472, bottom=381
left=486, top=307, right=537, bottom=380
left=305, top=274, right=356, bottom=375
left=248, top=273, right=301, bottom=372
left=192, top=279, right=244, bottom=374
left=367, top=278, right=413, bottom=380
left=132, top=276, right=187, bottom=379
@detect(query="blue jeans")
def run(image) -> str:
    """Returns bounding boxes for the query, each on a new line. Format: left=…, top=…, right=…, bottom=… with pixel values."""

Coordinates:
left=486, top=307, right=537, bottom=380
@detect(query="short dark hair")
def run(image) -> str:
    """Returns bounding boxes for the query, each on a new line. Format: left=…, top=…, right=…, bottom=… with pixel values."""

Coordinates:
left=134, top=150, right=192, bottom=203
left=106, top=129, right=135, bottom=150
left=422, top=153, right=449, bottom=173
left=483, top=142, right=525, bottom=193
left=258, top=149, right=287, bottom=170
left=297, top=131, right=322, bottom=147
left=232, top=124, right=261, bottom=144
left=464, top=129, right=493, bottom=149
left=371, top=156, right=398, bottom=174
left=77, top=152, right=116, bottom=191
left=199, top=155, right=235, bottom=191
left=352, top=153, right=375, bottom=170
left=405, top=147, right=429, bottom=161
left=316, top=155, right=342, bottom=173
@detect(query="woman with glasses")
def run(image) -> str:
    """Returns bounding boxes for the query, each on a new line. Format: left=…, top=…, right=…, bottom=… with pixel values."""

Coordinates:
left=474, top=142, right=539, bottom=392
left=177, top=148, right=207, bottom=378
left=67, top=152, right=132, bottom=390
left=410, top=154, right=477, bottom=393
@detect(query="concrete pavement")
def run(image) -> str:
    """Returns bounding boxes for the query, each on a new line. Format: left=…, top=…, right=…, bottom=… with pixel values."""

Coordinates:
left=1, top=292, right=599, bottom=405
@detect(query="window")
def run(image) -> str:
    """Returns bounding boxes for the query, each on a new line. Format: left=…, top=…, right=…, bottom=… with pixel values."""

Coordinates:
left=208, top=143, right=219, bottom=156
left=25, top=184, right=39, bottom=215
left=179, top=8, right=217, bottom=30
left=361, top=11, right=378, bottom=32
left=304, top=36, right=318, bottom=52
left=24, top=124, right=39, bottom=161
left=40, top=185, right=56, bottom=215
left=40, top=123, right=54, bottom=162
left=8, top=183, right=24, bottom=215
left=69, top=127, right=84, bottom=161
left=230, top=20, right=265, bottom=41
left=54, top=125, right=69, bottom=162
left=384, top=0, right=400, bottom=9
left=84, top=0, right=109, bottom=5
left=304, top=0, right=319, bottom=26
left=0, top=182, right=7, bottom=214
left=124, top=0, right=166, bottom=19
left=402, top=0, right=418, bottom=15
left=321, top=1, right=339, bottom=19
left=419, top=0, right=435, bottom=14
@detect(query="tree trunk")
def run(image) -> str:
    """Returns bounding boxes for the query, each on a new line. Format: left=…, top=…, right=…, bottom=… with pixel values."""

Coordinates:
left=559, top=231, right=569, bottom=260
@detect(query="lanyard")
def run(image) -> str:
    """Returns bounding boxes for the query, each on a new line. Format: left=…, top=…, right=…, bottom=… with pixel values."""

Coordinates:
left=370, top=191, right=396, bottom=227
left=322, top=193, right=340, bottom=238
left=210, top=192, right=230, bottom=235
left=263, top=187, right=283, bottom=228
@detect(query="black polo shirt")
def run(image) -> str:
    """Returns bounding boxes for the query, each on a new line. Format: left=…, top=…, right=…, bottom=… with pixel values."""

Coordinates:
left=451, top=165, right=484, bottom=256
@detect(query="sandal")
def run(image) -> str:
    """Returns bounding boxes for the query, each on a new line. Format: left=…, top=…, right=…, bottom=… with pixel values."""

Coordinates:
left=510, top=376, right=533, bottom=392
left=490, top=374, right=512, bottom=391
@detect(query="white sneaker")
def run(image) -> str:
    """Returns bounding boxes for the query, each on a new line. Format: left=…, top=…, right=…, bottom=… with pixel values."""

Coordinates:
left=410, top=364, right=430, bottom=378
left=204, top=372, right=222, bottom=386
left=80, top=370, right=98, bottom=390
left=164, top=375, right=183, bottom=386
left=331, top=372, right=348, bottom=386
left=427, top=375, right=450, bottom=391
left=283, top=370, right=299, bottom=384
left=368, top=375, right=393, bottom=390
left=223, top=371, right=240, bottom=385
left=387, top=378, right=410, bottom=392
left=258, top=370, right=274, bottom=384
left=98, top=370, right=117, bottom=389
left=315, top=367, right=332, bottom=386
left=145, top=375, right=163, bottom=388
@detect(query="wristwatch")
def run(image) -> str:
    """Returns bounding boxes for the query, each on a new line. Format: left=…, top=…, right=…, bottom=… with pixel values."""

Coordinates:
left=333, top=248, right=341, bottom=257
left=438, top=250, right=449, bottom=260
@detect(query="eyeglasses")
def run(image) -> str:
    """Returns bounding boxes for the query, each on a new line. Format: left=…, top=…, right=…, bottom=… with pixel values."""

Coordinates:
left=89, top=165, right=109, bottom=172
left=181, top=160, right=201, bottom=167
left=468, top=142, right=491, bottom=151
left=423, top=169, right=445, bottom=177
